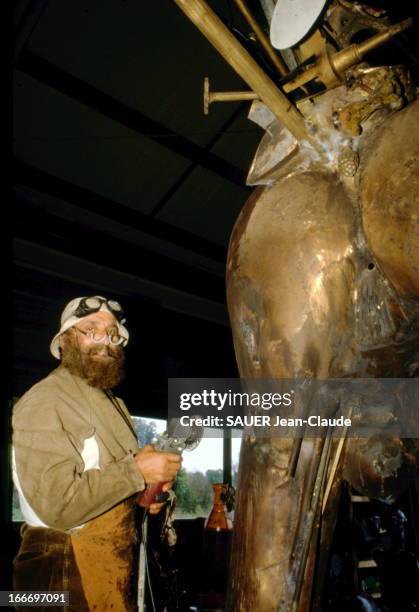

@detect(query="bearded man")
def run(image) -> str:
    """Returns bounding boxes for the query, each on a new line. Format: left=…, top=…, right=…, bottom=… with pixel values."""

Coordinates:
left=12, top=296, right=181, bottom=611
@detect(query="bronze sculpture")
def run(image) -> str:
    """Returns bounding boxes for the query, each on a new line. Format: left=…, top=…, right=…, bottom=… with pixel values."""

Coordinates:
left=174, top=0, right=418, bottom=608
left=226, top=84, right=419, bottom=611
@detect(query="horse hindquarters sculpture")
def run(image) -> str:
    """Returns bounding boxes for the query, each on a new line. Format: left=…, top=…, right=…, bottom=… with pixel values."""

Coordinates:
left=226, top=94, right=419, bottom=610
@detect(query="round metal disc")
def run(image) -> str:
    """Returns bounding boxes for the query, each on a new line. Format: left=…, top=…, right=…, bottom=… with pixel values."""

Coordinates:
left=270, top=0, right=329, bottom=49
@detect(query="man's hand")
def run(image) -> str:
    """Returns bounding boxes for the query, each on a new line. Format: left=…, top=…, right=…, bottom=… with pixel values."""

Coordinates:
left=148, top=481, right=173, bottom=515
left=134, top=444, right=181, bottom=484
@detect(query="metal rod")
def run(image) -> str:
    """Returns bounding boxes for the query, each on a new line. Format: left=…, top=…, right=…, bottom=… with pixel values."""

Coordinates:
left=204, top=77, right=258, bottom=114
left=292, top=432, right=333, bottom=610
left=173, top=0, right=322, bottom=152
left=211, top=91, right=259, bottom=102
left=322, top=408, right=352, bottom=514
left=332, top=17, right=413, bottom=75
left=288, top=436, right=304, bottom=479
left=232, top=0, right=288, bottom=77
left=284, top=18, right=413, bottom=92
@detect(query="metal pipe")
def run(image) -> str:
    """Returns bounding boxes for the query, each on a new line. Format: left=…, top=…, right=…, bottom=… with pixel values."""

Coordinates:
left=173, top=0, right=322, bottom=152
left=211, top=91, right=258, bottom=102
left=204, top=77, right=258, bottom=114
left=332, top=17, right=413, bottom=75
left=291, top=432, right=333, bottom=610
left=232, top=0, right=288, bottom=77
left=284, top=18, right=413, bottom=92
left=321, top=406, right=353, bottom=514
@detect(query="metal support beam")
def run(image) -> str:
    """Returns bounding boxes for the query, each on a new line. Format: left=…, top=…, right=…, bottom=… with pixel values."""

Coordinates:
left=16, top=51, right=247, bottom=187
left=150, top=101, right=248, bottom=217
left=14, top=0, right=49, bottom=62
left=13, top=193, right=226, bottom=302
left=14, top=160, right=227, bottom=263
left=14, top=239, right=229, bottom=327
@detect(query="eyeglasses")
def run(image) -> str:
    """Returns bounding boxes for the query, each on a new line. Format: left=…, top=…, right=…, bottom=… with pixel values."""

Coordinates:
left=73, top=297, right=126, bottom=323
left=74, top=327, right=126, bottom=346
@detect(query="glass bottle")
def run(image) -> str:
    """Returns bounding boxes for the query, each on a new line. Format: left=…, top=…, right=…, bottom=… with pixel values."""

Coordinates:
left=201, top=484, right=233, bottom=609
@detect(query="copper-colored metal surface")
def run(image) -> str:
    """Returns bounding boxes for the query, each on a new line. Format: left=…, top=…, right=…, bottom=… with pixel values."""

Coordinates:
left=226, top=95, right=419, bottom=610
left=359, top=99, right=419, bottom=299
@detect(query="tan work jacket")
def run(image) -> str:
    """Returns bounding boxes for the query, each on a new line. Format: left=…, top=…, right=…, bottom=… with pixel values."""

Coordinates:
left=12, top=366, right=145, bottom=532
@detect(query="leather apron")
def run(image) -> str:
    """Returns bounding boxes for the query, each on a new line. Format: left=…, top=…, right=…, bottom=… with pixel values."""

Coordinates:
left=70, top=496, right=138, bottom=611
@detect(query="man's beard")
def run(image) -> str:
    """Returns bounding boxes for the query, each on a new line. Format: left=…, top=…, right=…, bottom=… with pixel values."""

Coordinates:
left=60, top=333, right=125, bottom=389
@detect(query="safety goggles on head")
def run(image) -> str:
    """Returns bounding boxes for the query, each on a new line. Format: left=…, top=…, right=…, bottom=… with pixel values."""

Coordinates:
left=73, top=297, right=126, bottom=323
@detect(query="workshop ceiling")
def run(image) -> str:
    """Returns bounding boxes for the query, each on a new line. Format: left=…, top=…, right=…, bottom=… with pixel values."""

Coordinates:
left=14, top=1, right=262, bottom=242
